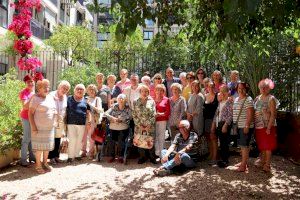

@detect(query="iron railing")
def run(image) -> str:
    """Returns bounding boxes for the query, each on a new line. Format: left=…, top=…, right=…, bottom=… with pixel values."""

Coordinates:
left=0, top=50, right=299, bottom=113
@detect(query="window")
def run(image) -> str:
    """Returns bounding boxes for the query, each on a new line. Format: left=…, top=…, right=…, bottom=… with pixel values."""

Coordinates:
left=143, top=31, right=153, bottom=40
left=145, top=19, right=154, bottom=27
left=60, top=4, right=65, bottom=22
left=98, top=0, right=111, bottom=4
left=0, top=0, right=8, bottom=28
left=50, top=0, right=58, bottom=6
left=97, top=32, right=110, bottom=48
left=0, top=63, right=8, bottom=75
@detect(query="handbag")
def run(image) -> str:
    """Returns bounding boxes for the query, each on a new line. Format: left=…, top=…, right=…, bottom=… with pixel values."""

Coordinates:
left=133, top=127, right=154, bottom=149
left=93, top=98, right=103, bottom=125
left=59, top=137, right=69, bottom=154
left=91, top=119, right=106, bottom=144
left=232, top=97, right=247, bottom=135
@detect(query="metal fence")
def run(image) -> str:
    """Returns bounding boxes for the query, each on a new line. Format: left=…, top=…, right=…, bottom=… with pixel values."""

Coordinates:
left=0, top=50, right=299, bottom=113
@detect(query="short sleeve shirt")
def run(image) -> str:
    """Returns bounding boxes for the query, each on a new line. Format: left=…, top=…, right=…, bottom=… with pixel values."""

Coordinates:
left=19, top=88, right=34, bottom=119
left=66, top=96, right=90, bottom=125
left=172, top=132, right=198, bottom=155
left=233, top=96, right=254, bottom=128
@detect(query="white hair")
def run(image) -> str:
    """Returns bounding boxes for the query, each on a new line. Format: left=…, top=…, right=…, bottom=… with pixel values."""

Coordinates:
left=58, top=80, right=70, bottom=90
left=117, top=94, right=126, bottom=100
left=179, top=72, right=187, bottom=79
left=141, top=76, right=151, bottom=82
left=180, top=120, right=190, bottom=129
left=74, top=84, right=86, bottom=92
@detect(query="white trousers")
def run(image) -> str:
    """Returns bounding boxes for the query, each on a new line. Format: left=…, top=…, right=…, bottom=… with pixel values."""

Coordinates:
left=67, top=125, right=85, bottom=159
left=155, top=121, right=167, bottom=157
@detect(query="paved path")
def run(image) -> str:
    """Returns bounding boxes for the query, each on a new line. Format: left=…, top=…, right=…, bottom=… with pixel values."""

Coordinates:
left=0, top=155, right=299, bottom=200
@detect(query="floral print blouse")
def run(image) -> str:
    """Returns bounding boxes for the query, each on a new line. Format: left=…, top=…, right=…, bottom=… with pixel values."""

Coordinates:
left=254, top=94, right=278, bottom=129
left=132, top=97, right=156, bottom=137
left=213, top=99, right=233, bottom=126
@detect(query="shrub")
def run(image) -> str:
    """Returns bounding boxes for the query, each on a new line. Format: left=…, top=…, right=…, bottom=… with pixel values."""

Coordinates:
left=0, top=69, right=24, bottom=155
left=58, top=64, right=114, bottom=94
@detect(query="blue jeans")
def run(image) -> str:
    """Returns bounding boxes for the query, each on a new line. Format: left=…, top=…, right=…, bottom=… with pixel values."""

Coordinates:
left=21, top=119, right=35, bottom=164
left=161, top=149, right=196, bottom=170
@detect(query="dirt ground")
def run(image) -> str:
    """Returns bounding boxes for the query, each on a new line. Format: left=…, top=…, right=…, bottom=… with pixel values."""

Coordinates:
left=0, top=155, right=299, bottom=200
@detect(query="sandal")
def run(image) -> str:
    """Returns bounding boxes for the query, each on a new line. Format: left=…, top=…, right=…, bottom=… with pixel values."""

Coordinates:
left=263, top=164, right=271, bottom=173
left=254, top=159, right=265, bottom=168
left=43, top=164, right=52, bottom=172
left=35, top=166, right=46, bottom=174
left=236, top=164, right=248, bottom=172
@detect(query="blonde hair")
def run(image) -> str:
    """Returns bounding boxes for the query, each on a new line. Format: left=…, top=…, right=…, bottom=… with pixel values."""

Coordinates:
left=155, top=84, right=166, bottom=93
left=36, top=79, right=50, bottom=92
left=107, top=74, right=117, bottom=82
left=138, top=84, right=150, bottom=93
left=120, top=69, right=128, bottom=74
left=170, top=83, right=182, bottom=93
left=87, top=84, right=98, bottom=94
left=211, top=70, right=223, bottom=83
left=96, top=73, right=105, bottom=80
left=58, top=80, right=70, bottom=91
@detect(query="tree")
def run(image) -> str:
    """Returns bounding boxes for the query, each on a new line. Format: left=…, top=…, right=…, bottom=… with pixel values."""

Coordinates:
left=45, top=25, right=97, bottom=66
left=96, top=24, right=146, bottom=73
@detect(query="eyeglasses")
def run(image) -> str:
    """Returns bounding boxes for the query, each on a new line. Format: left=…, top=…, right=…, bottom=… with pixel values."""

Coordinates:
left=155, top=77, right=162, bottom=80
left=76, top=88, right=84, bottom=91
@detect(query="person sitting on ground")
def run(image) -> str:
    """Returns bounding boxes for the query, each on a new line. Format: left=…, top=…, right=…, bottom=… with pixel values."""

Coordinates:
left=153, top=120, right=198, bottom=177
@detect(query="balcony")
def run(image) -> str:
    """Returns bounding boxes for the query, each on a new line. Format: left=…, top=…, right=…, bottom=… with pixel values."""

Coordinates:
left=30, top=19, right=52, bottom=40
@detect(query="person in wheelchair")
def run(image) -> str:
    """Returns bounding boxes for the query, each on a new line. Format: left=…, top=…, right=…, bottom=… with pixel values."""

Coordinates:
left=105, top=94, right=131, bottom=163
left=153, top=120, right=198, bottom=177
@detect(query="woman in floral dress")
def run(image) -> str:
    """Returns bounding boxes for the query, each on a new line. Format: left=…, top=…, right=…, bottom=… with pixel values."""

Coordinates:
left=132, top=85, right=157, bottom=164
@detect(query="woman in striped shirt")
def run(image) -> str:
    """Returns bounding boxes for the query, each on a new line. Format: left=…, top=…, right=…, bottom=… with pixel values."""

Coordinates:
left=232, top=82, right=254, bottom=172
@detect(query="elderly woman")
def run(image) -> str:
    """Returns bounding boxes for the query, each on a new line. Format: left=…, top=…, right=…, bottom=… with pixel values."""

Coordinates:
left=211, top=70, right=225, bottom=93
left=154, top=84, right=170, bottom=159
left=204, top=81, right=219, bottom=165
left=150, top=73, right=163, bottom=98
left=179, top=72, right=188, bottom=88
left=211, top=85, right=233, bottom=168
left=96, top=73, right=111, bottom=111
left=196, top=67, right=207, bottom=88
left=105, top=94, right=131, bottom=163
left=254, top=79, right=279, bottom=172
left=66, top=84, right=91, bottom=162
left=233, top=82, right=254, bottom=172
left=182, top=72, right=195, bottom=102
left=48, top=80, right=71, bottom=165
left=168, top=83, right=187, bottom=140
left=187, top=80, right=204, bottom=135
left=141, top=75, right=151, bottom=87
left=132, top=85, right=157, bottom=164
left=19, top=75, right=35, bottom=167
left=81, top=84, right=103, bottom=159
left=29, top=79, right=56, bottom=174
left=107, top=74, right=122, bottom=105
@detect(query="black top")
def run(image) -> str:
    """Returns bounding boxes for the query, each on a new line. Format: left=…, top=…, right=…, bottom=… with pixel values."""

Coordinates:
left=203, top=94, right=218, bottom=119
left=66, top=96, right=90, bottom=125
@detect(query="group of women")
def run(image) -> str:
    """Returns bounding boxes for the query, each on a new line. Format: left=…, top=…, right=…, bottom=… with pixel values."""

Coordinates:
left=19, top=67, right=278, bottom=174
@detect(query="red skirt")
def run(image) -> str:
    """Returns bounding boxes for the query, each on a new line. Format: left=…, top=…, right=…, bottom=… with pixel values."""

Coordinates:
left=255, top=127, right=277, bottom=151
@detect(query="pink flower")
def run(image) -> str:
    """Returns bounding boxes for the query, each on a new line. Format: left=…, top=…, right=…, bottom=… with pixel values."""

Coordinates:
left=33, top=72, right=44, bottom=82
left=14, top=40, right=33, bottom=55
left=17, top=57, right=42, bottom=71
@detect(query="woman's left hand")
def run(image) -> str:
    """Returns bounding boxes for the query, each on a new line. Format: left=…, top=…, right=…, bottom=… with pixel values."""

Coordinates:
left=243, top=127, right=249, bottom=134
left=266, top=128, right=271, bottom=135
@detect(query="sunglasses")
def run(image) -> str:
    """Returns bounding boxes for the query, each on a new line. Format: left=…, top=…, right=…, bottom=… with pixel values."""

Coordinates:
left=197, top=72, right=204, bottom=75
left=155, top=77, right=162, bottom=80
left=187, top=77, right=195, bottom=80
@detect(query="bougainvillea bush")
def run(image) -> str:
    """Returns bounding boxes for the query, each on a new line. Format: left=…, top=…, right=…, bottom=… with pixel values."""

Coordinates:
left=9, top=0, right=43, bottom=77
